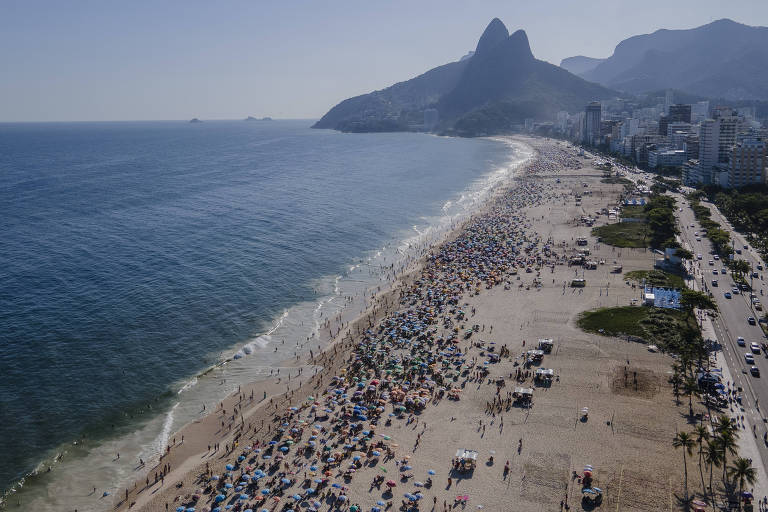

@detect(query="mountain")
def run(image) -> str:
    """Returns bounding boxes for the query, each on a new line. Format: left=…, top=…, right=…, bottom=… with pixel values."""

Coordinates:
left=560, top=56, right=606, bottom=75
left=567, top=19, right=768, bottom=100
left=313, top=18, right=617, bottom=136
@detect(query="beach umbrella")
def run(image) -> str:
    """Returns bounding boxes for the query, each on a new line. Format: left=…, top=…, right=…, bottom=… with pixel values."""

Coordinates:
left=279, top=446, right=289, bottom=452
left=239, top=494, right=249, bottom=500
left=306, top=488, right=315, bottom=494
left=186, top=509, right=196, bottom=512
left=224, top=483, right=233, bottom=489
left=428, top=469, right=436, bottom=475
left=386, top=480, right=396, bottom=487
left=327, top=457, right=335, bottom=463
left=313, top=478, right=323, bottom=483
left=293, top=494, right=302, bottom=500
left=210, top=475, right=220, bottom=481
left=372, top=508, right=381, bottom=512
left=215, top=494, right=226, bottom=502
left=403, top=465, right=412, bottom=470
left=261, top=488, right=270, bottom=495
left=176, top=508, right=185, bottom=512
left=337, top=495, right=347, bottom=502
left=372, top=451, right=381, bottom=457
left=414, top=481, right=424, bottom=487
left=225, top=464, right=234, bottom=470
left=332, top=483, right=342, bottom=488
left=263, top=455, right=271, bottom=460
left=377, top=501, right=386, bottom=506
left=352, top=455, right=361, bottom=461
left=281, top=478, right=291, bottom=484
left=310, top=465, right=317, bottom=471
left=237, top=456, right=245, bottom=461
left=213, top=508, right=221, bottom=512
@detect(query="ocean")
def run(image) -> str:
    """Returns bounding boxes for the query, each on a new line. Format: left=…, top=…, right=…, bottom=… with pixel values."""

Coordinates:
left=0, top=120, right=530, bottom=510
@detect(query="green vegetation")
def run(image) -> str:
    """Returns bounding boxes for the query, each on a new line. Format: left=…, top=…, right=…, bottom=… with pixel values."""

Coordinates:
left=600, top=176, right=632, bottom=185
left=704, top=185, right=768, bottom=262
left=592, top=222, right=650, bottom=248
left=688, top=195, right=733, bottom=257
left=625, top=269, right=686, bottom=289
left=619, top=205, right=645, bottom=218
left=593, top=193, right=678, bottom=249
left=577, top=305, right=702, bottom=355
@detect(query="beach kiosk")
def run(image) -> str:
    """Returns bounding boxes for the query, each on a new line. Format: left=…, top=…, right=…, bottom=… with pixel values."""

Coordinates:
left=513, top=387, right=533, bottom=406
left=526, top=349, right=544, bottom=365
left=643, top=291, right=655, bottom=306
left=537, top=338, right=554, bottom=353
left=454, top=449, right=478, bottom=472
left=534, top=368, right=554, bottom=384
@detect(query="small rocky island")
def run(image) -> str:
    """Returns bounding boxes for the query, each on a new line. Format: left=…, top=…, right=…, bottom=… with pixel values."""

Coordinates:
left=189, top=118, right=202, bottom=123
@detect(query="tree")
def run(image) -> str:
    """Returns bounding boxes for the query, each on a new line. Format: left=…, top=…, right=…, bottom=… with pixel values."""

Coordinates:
left=682, top=376, right=700, bottom=418
left=680, top=289, right=717, bottom=320
left=675, top=248, right=694, bottom=260
left=714, top=417, right=739, bottom=482
left=673, top=431, right=696, bottom=504
left=693, top=425, right=710, bottom=497
left=727, top=458, right=757, bottom=511
left=703, top=440, right=723, bottom=504
left=731, top=260, right=751, bottom=279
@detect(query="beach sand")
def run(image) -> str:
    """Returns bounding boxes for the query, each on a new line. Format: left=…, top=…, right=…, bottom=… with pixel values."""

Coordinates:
left=120, top=138, right=690, bottom=512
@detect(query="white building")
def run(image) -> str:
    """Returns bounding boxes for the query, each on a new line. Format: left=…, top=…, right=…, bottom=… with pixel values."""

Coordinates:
left=726, top=137, right=767, bottom=188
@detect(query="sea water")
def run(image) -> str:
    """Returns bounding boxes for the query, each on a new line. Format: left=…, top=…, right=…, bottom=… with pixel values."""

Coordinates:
left=0, top=120, right=531, bottom=510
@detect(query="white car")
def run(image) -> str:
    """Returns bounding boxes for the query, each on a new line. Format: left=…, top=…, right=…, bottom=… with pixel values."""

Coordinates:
left=697, top=254, right=703, bottom=260
left=713, top=269, right=718, bottom=275
left=751, top=342, right=762, bottom=354
left=737, top=336, right=746, bottom=346
left=746, top=353, right=755, bottom=364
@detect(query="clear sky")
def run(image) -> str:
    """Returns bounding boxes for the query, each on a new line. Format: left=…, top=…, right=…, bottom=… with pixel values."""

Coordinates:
left=1, top=0, right=766, bottom=122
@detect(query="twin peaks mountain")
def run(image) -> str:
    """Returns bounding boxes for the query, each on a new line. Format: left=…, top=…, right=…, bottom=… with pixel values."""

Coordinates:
left=560, top=18, right=768, bottom=101
left=313, top=18, right=615, bottom=136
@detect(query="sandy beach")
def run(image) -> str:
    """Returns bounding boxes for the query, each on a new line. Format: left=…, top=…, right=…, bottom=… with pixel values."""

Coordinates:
left=118, top=138, right=691, bottom=512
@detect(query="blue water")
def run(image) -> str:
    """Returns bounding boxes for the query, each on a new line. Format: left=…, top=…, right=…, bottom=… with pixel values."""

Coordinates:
left=0, top=120, right=518, bottom=500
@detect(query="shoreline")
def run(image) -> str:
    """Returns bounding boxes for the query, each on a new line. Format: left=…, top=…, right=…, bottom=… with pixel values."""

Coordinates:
left=119, top=136, right=536, bottom=511
left=0, top=136, right=533, bottom=512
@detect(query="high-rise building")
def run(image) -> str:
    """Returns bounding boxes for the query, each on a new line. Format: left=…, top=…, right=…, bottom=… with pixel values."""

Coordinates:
left=664, top=90, right=674, bottom=113
left=698, top=119, right=719, bottom=173
left=583, top=102, right=601, bottom=146
left=668, top=104, right=692, bottom=124
left=658, top=114, right=669, bottom=136
left=727, top=137, right=767, bottom=188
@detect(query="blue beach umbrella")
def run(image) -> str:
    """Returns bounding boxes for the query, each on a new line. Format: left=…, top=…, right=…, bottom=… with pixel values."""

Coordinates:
left=261, top=488, right=271, bottom=495
left=279, top=446, right=289, bottom=452
left=281, top=478, right=291, bottom=484
left=239, top=493, right=249, bottom=500
left=309, top=465, right=317, bottom=471
left=428, top=469, right=436, bottom=475
left=176, top=508, right=185, bottom=512
left=293, top=494, right=301, bottom=500
left=377, top=501, right=386, bottom=506
left=224, top=483, right=233, bottom=489
left=213, top=508, right=221, bottom=512
left=226, top=464, right=234, bottom=470
left=215, top=494, right=226, bottom=502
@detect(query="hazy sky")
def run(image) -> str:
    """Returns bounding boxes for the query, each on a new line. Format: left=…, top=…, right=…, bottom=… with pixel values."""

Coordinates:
left=2, top=0, right=767, bottom=121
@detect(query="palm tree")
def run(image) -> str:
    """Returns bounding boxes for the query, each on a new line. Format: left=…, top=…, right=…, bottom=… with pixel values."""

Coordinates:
left=673, top=431, right=696, bottom=503
left=682, top=376, right=700, bottom=417
left=703, top=440, right=723, bottom=504
left=693, top=425, right=710, bottom=496
left=727, top=458, right=756, bottom=511
left=715, top=415, right=739, bottom=480
left=670, top=372, right=683, bottom=406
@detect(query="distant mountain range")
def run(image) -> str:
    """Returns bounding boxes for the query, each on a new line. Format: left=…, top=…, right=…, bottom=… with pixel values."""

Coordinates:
left=560, top=19, right=768, bottom=101
left=313, top=18, right=616, bottom=136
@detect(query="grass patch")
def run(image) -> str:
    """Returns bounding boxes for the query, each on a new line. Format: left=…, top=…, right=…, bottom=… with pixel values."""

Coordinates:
left=577, top=306, right=699, bottom=353
left=601, top=176, right=632, bottom=185
left=624, top=270, right=686, bottom=289
left=592, top=222, right=649, bottom=248
left=620, top=205, right=646, bottom=218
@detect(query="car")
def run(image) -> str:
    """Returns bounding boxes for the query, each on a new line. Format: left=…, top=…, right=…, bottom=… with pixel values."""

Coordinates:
left=753, top=272, right=759, bottom=278
left=751, top=366, right=761, bottom=377
left=714, top=255, right=720, bottom=260
left=736, top=249, right=743, bottom=254
left=697, top=254, right=703, bottom=260
left=733, top=287, right=740, bottom=295
left=712, top=280, right=718, bottom=286
left=694, top=232, right=699, bottom=236
left=758, top=264, right=764, bottom=271
left=696, top=237, right=702, bottom=242
left=713, top=269, right=718, bottom=275
left=721, top=268, right=727, bottom=274
left=737, top=336, right=746, bottom=346
left=725, top=292, right=732, bottom=299
left=709, top=260, right=714, bottom=265
left=748, top=317, right=757, bottom=325
left=744, top=244, right=749, bottom=249
left=746, top=353, right=755, bottom=364
left=751, top=342, right=761, bottom=353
